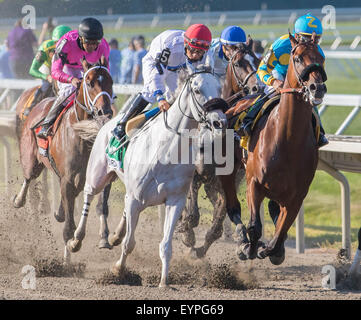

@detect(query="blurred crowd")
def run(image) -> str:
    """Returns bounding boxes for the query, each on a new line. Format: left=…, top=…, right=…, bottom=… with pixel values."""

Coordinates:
left=0, top=16, right=148, bottom=85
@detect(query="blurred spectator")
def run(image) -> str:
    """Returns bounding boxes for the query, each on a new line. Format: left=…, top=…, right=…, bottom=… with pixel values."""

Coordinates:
left=132, top=35, right=147, bottom=84
left=37, top=17, right=56, bottom=45
left=0, top=40, right=14, bottom=79
left=109, top=38, right=121, bottom=83
left=7, top=19, right=37, bottom=79
left=119, top=38, right=135, bottom=84
left=252, top=40, right=265, bottom=59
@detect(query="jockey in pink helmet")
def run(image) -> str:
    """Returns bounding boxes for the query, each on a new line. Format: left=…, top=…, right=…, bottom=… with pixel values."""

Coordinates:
left=37, top=17, right=110, bottom=139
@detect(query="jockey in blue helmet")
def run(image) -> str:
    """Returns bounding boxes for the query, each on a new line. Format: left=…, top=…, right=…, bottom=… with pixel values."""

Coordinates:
left=210, top=25, right=258, bottom=79
left=242, top=13, right=328, bottom=147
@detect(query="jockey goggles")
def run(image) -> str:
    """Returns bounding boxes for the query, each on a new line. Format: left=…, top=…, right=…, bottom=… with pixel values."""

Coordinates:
left=82, top=37, right=101, bottom=45
left=184, top=35, right=211, bottom=51
left=297, top=33, right=321, bottom=44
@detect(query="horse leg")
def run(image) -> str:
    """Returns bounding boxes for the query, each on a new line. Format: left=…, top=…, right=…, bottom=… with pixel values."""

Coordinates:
left=111, top=194, right=142, bottom=278
left=178, top=173, right=202, bottom=251
left=159, top=196, right=187, bottom=287
left=243, top=178, right=264, bottom=260
left=13, top=178, right=31, bottom=208
left=39, top=169, right=51, bottom=214
left=348, top=227, right=361, bottom=280
left=258, top=203, right=299, bottom=265
left=60, top=180, right=77, bottom=265
left=95, top=183, right=112, bottom=249
left=193, top=179, right=226, bottom=258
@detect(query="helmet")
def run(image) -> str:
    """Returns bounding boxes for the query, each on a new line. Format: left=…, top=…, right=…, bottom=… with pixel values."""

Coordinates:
left=184, top=24, right=212, bottom=51
left=78, top=17, right=103, bottom=40
left=52, top=25, right=72, bottom=42
left=294, top=13, right=323, bottom=36
left=220, top=26, right=246, bottom=45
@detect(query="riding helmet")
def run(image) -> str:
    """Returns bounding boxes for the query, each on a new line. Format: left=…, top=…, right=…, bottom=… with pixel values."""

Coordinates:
left=78, top=17, right=104, bottom=40
left=52, top=25, right=72, bottom=42
left=184, top=24, right=212, bottom=50
left=220, top=26, right=246, bottom=45
left=294, top=13, right=323, bottom=36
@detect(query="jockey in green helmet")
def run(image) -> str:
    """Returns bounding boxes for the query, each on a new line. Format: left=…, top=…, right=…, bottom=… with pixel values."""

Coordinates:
left=26, top=25, right=72, bottom=116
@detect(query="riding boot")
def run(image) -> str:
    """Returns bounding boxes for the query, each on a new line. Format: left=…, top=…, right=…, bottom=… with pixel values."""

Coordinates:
left=24, top=88, right=43, bottom=116
left=240, top=99, right=264, bottom=136
left=37, top=97, right=67, bottom=139
left=312, top=106, right=329, bottom=148
left=112, top=93, right=149, bottom=140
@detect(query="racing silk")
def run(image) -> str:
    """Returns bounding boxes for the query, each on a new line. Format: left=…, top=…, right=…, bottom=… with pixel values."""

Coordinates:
left=29, top=39, right=56, bottom=80
left=209, top=38, right=258, bottom=79
left=141, top=29, right=209, bottom=103
left=257, top=34, right=325, bottom=86
left=51, top=30, right=110, bottom=83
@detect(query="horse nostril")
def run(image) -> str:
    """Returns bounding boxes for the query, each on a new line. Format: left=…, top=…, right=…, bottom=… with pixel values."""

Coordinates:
left=309, top=83, right=316, bottom=92
left=213, top=120, right=222, bottom=130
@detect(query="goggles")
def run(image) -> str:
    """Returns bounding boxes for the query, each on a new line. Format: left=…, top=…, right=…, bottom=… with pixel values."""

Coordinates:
left=82, top=38, right=101, bottom=45
left=297, top=33, right=321, bottom=44
left=184, top=36, right=210, bottom=50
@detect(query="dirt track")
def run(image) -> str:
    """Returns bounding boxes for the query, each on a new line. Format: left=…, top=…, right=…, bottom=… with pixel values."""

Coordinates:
left=0, top=186, right=361, bottom=301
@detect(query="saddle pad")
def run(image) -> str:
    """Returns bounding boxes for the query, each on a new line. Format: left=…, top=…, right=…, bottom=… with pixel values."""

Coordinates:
left=105, top=136, right=128, bottom=171
left=34, top=126, right=49, bottom=150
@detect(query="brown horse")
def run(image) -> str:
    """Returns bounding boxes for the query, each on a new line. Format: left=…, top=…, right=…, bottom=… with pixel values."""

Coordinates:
left=178, top=39, right=263, bottom=258
left=13, top=57, right=114, bottom=263
left=239, top=33, right=327, bottom=264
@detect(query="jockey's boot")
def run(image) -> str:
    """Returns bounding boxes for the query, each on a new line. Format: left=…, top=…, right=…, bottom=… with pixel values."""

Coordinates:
left=37, top=98, right=66, bottom=139
left=24, top=88, right=43, bottom=116
left=312, top=106, right=329, bottom=148
left=318, top=125, right=329, bottom=148
left=112, top=93, right=149, bottom=140
left=240, top=99, right=264, bottom=136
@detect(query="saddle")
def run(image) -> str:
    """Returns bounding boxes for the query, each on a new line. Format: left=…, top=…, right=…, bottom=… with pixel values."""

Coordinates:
left=35, top=99, right=75, bottom=157
left=239, top=94, right=281, bottom=150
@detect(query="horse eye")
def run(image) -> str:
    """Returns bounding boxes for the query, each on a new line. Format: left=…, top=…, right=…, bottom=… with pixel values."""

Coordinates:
left=294, top=56, right=302, bottom=63
left=194, top=88, right=201, bottom=94
left=87, top=80, right=94, bottom=88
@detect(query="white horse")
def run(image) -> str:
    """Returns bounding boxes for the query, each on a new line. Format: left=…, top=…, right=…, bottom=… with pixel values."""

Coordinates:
left=67, top=65, right=228, bottom=287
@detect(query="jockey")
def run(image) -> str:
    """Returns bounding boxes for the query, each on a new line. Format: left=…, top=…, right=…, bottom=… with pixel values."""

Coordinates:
left=37, top=17, right=109, bottom=139
left=111, top=23, right=212, bottom=141
left=209, top=25, right=257, bottom=80
left=26, top=25, right=72, bottom=116
left=241, top=13, right=328, bottom=147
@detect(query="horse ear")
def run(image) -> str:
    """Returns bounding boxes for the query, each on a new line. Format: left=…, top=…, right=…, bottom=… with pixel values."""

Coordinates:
left=100, top=55, right=108, bottom=68
left=311, top=31, right=317, bottom=44
left=246, top=35, right=253, bottom=51
left=289, top=31, right=298, bottom=48
left=81, top=56, right=90, bottom=71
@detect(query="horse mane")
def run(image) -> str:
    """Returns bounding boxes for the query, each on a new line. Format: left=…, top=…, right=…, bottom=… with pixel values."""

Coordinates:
left=72, top=115, right=110, bottom=142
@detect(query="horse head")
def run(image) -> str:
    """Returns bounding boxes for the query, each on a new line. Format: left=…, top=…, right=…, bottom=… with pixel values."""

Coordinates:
left=77, top=56, right=114, bottom=120
left=184, top=66, right=228, bottom=135
left=224, top=37, right=263, bottom=97
left=288, top=32, right=327, bottom=106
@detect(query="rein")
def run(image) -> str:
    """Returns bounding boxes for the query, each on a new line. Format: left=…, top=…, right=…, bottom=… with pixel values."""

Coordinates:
left=229, top=51, right=257, bottom=92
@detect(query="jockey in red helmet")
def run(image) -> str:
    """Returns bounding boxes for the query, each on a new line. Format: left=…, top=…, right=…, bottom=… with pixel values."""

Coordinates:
left=112, top=24, right=212, bottom=141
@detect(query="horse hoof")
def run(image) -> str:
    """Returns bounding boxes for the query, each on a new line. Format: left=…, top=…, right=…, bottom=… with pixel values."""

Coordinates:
left=110, top=264, right=123, bottom=277
left=98, top=239, right=113, bottom=250
left=108, top=234, right=122, bottom=247
left=236, top=242, right=249, bottom=261
left=269, top=254, right=285, bottom=265
left=54, top=211, right=65, bottom=223
left=67, top=238, right=82, bottom=253
left=13, top=194, right=24, bottom=208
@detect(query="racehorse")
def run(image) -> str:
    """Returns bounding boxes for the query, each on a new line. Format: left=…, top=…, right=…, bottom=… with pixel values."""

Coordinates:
left=238, top=32, right=327, bottom=264
left=66, top=64, right=228, bottom=287
left=178, top=39, right=263, bottom=258
left=13, top=57, right=114, bottom=263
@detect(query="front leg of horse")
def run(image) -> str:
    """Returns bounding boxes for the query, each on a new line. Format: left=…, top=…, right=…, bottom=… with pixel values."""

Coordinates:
left=13, top=178, right=30, bottom=208
left=66, top=192, right=94, bottom=254
left=95, top=183, right=112, bottom=249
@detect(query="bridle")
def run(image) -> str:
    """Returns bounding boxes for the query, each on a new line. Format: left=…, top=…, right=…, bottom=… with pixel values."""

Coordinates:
left=164, top=69, right=224, bottom=135
left=75, top=66, right=113, bottom=120
left=228, top=48, right=257, bottom=94
left=281, top=41, right=327, bottom=102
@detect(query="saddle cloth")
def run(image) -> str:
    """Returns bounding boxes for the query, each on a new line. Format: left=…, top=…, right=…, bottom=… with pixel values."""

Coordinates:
left=35, top=99, right=75, bottom=154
